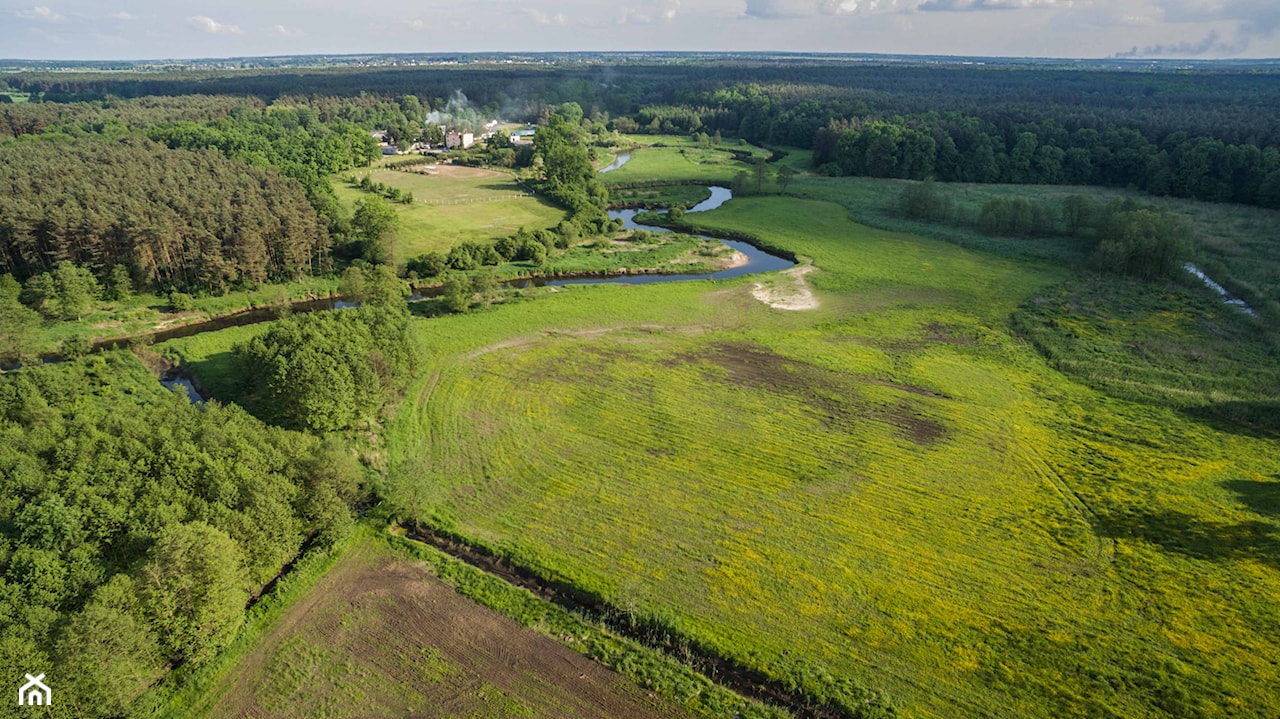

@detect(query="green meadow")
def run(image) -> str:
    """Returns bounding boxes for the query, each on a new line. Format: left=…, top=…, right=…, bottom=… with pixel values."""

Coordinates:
left=377, top=193, right=1280, bottom=718
left=601, top=139, right=770, bottom=188
left=335, top=166, right=566, bottom=256
left=779, top=168, right=1280, bottom=316
left=167, top=158, right=1280, bottom=718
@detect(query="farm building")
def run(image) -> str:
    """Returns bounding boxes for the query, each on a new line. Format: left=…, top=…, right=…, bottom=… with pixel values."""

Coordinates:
left=445, top=131, right=474, bottom=150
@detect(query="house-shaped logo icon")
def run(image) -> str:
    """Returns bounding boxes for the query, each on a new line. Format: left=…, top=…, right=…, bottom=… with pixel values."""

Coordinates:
left=18, top=673, right=50, bottom=707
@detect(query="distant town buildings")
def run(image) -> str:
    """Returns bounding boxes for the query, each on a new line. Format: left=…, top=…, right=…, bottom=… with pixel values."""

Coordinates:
left=445, top=131, right=474, bottom=150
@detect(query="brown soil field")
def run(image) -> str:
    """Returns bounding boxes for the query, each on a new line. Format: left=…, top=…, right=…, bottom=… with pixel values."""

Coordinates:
left=205, top=540, right=685, bottom=719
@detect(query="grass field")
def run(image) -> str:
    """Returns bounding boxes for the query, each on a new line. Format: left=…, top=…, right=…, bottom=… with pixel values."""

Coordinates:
left=335, top=165, right=566, bottom=257
left=379, top=194, right=1280, bottom=718
left=610, top=185, right=713, bottom=209
left=166, top=161, right=1280, bottom=717
left=600, top=140, right=770, bottom=188
left=778, top=170, right=1280, bottom=318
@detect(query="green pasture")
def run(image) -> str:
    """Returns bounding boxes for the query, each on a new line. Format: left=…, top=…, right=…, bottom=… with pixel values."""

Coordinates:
left=781, top=171, right=1280, bottom=316
left=610, top=185, right=712, bottom=209
left=334, top=169, right=566, bottom=257
left=600, top=142, right=768, bottom=187
left=158, top=323, right=274, bottom=401
left=378, top=195, right=1280, bottom=718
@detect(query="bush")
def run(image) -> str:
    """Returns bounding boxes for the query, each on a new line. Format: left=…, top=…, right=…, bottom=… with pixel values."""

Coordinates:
left=1091, top=202, right=1192, bottom=280
left=896, top=180, right=952, bottom=222
left=406, top=252, right=447, bottom=278
left=977, top=197, right=1055, bottom=237
left=167, top=291, right=195, bottom=312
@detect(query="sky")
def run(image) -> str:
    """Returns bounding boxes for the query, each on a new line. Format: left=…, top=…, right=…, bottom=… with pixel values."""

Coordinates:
left=2, top=1, right=1279, bottom=61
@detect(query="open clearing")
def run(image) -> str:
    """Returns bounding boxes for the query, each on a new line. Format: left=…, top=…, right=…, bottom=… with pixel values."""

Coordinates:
left=383, top=194, right=1280, bottom=718
left=334, top=166, right=565, bottom=256
left=198, top=535, right=683, bottom=719
left=600, top=141, right=769, bottom=188
left=176, top=165, right=1280, bottom=718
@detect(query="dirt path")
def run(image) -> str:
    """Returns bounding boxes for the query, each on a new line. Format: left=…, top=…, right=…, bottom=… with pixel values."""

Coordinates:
left=211, top=540, right=684, bottom=719
left=753, top=263, right=819, bottom=310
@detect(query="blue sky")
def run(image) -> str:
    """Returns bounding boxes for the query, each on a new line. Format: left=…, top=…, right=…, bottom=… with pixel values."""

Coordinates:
left=3, top=1, right=1279, bottom=60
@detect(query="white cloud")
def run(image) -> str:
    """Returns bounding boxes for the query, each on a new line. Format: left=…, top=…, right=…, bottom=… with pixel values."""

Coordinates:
left=918, top=0, right=1073, bottom=10
left=523, top=8, right=568, bottom=25
left=617, top=0, right=684, bottom=24
left=743, top=0, right=1074, bottom=17
left=109, top=11, right=133, bottom=21
left=1155, top=0, right=1280, bottom=38
left=15, top=6, right=64, bottom=22
left=270, top=24, right=305, bottom=37
left=187, top=15, right=244, bottom=35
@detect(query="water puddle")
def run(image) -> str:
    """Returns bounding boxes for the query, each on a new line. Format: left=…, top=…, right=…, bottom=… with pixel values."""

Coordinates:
left=1184, top=264, right=1256, bottom=316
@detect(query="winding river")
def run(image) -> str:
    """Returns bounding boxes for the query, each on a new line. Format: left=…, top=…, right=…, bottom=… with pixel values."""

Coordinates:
left=61, top=185, right=794, bottom=400
left=598, top=151, right=631, bottom=173
left=513, top=186, right=794, bottom=289
left=100, top=185, right=793, bottom=352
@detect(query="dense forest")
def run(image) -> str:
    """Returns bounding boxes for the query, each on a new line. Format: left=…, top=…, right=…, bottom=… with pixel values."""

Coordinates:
left=8, top=62, right=1280, bottom=211
left=0, top=139, right=326, bottom=292
left=0, top=354, right=364, bottom=718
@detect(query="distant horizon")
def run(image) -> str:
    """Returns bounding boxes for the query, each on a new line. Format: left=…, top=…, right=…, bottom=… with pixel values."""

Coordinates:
left=4, top=49, right=1280, bottom=68
left=5, top=1, right=1280, bottom=64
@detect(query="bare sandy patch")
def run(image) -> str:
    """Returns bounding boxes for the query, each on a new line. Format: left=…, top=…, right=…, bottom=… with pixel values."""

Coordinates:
left=407, top=164, right=506, bottom=179
left=752, top=264, right=819, bottom=311
left=716, top=250, right=749, bottom=271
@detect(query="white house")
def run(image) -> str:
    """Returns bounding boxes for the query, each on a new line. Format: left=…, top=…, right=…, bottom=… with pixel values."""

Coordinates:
left=19, top=673, right=50, bottom=706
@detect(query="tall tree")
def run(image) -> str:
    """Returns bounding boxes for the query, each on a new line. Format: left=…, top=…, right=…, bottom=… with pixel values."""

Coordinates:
left=352, top=195, right=399, bottom=266
left=140, top=522, right=247, bottom=666
left=52, top=261, right=99, bottom=321
left=0, top=274, right=41, bottom=364
left=775, top=164, right=796, bottom=192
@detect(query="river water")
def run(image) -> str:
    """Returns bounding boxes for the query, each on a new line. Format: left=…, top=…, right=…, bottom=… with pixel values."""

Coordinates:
left=60, top=184, right=794, bottom=402
left=1184, top=264, right=1257, bottom=316
left=509, top=186, right=794, bottom=289
left=598, top=151, right=631, bottom=173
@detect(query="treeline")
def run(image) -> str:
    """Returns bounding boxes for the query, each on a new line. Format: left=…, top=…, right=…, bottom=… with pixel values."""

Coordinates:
left=900, top=182, right=1191, bottom=280
left=406, top=220, right=590, bottom=278
left=0, top=353, right=364, bottom=718
left=12, top=63, right=1280, bottom=148
left=812, top=116, right=1280, bottom=208
left=145, top=106, right=381, bottom=230
left=534, top=103, right=610, bottom=228
left=0, top=94, right=264, bottom=141
left=0, top=138, right=327, bottom=292
left=344, top=174, right=415, bottom=204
